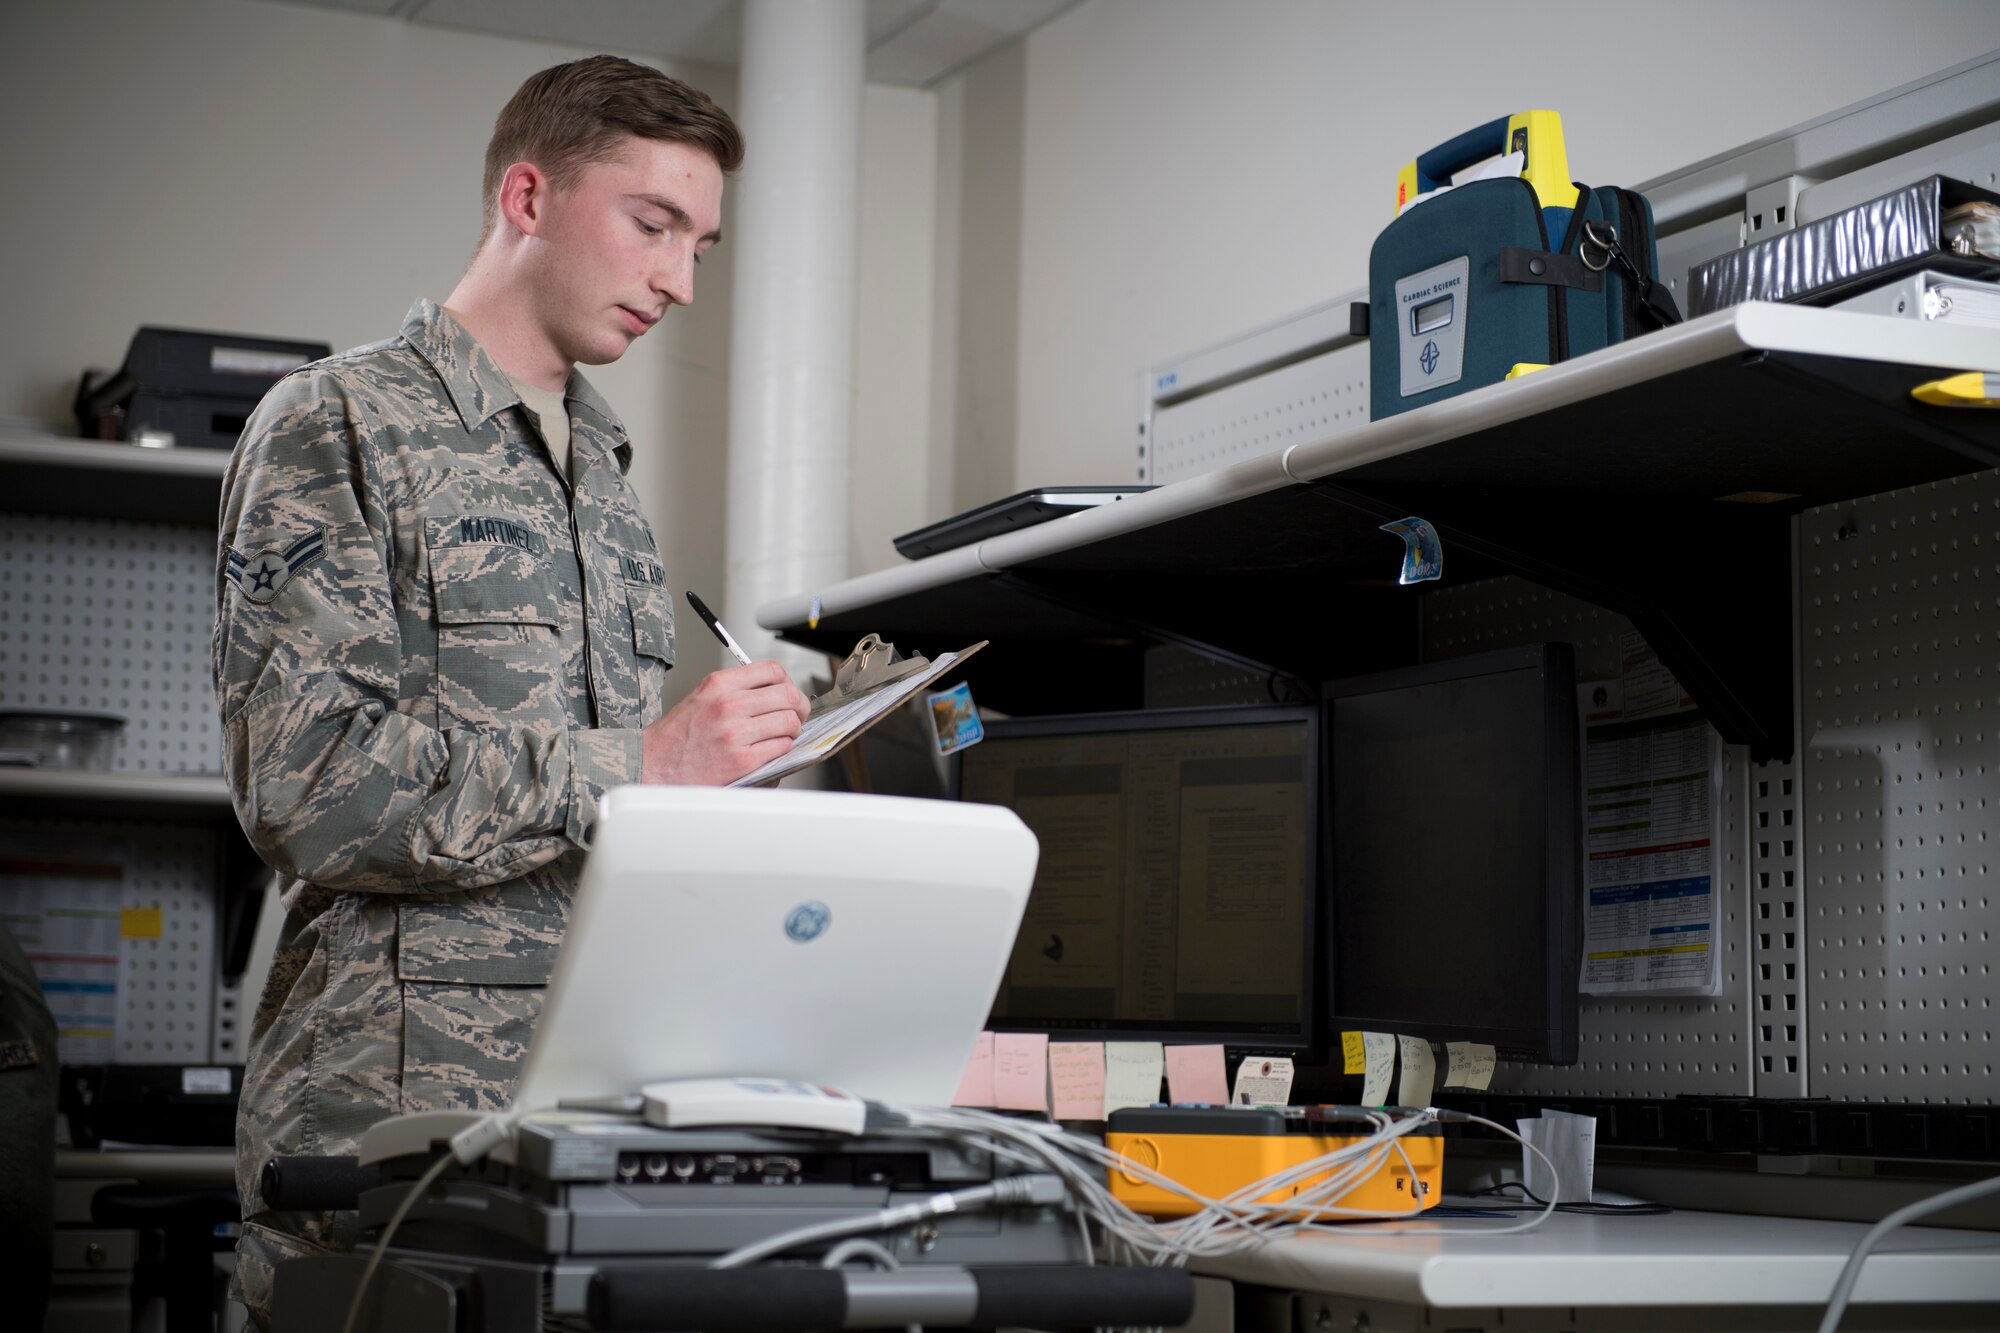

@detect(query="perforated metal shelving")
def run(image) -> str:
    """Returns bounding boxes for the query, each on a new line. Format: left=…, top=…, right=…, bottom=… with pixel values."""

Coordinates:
left=2, top=453, right=239, bottom=1067
left=1146, top=346, right=1371, bottom=485
left=0, top=814, right=220, bottom=1063
left=1798, top=468, right=1999, bottom=1104
left=0, top=511, right=222, bottom=775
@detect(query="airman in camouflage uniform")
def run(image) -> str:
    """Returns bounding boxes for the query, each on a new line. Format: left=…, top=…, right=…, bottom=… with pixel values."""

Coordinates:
left=214, top=58, right=808, bottom=1325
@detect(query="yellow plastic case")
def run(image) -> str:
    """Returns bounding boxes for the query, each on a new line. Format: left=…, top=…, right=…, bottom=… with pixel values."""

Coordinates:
left=1104, top=1106, right=1443, bottom=1219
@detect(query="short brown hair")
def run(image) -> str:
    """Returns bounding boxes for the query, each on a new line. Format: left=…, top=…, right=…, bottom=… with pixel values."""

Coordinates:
left=481, top=56, right=743, bottom=241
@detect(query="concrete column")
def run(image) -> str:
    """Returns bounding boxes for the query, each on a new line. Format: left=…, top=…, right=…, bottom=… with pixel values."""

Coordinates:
left=723, top=0, right=866, bottom=670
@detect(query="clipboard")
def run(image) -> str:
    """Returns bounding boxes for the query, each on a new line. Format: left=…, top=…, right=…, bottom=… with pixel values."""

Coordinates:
left=728, top=634, right=987, bottom=788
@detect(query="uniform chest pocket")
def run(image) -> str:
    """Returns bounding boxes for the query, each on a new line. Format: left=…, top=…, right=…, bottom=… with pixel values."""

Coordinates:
left=427, top=521, right=565, bottom=734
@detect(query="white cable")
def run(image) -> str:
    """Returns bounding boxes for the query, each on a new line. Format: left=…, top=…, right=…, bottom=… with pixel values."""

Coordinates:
left=337, top=1149, right=455, bottom=1333
left=1815, top=1171, right=2000, bottom=1333
left=336, top=1110, right=518, bottom=1333
left=711, top=1177, right=1064, bottom=1269
left=1405, top=1112, right=1561, bottom=1239
left=821, top=1237, right=902, bottom=1270
left=339, top=1101, right=1557, bottom=1328
left=890, top=1104, right=1516, bottom=1268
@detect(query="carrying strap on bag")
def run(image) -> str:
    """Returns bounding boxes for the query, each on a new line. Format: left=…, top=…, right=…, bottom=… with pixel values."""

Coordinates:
left=1577, top=212, right=1683, bottom=329
left=1498, top=182, right=1684, bottom=336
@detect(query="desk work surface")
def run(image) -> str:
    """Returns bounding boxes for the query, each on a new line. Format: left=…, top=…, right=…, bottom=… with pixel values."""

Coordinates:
left=1193, top=1206, right=2000, bottom=1310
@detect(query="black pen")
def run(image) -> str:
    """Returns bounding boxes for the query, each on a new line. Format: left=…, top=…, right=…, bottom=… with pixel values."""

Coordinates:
left=685, top=590, right=753, bottom=667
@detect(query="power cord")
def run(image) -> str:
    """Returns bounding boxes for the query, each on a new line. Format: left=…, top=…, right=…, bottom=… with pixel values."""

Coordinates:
left=1464, top=1180, right=1672, bottom=1216
left=711, top=1174, right=1068, bottom=1269
left=332, top=1103, right=1567, bottom=1325
left=1816, top=1171, right=2000, bottom=1333
left=819, top=1239, right=920, bottom=1333
left=337, top=1149, right=455, bottom=1333
left=337, top=1110, right=518, bottom=1333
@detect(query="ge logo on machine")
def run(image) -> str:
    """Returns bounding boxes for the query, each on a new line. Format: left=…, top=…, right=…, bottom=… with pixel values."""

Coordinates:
left=1419, top=339, right=1441, bottom=375
left=785, top=901, right=832, bottom=943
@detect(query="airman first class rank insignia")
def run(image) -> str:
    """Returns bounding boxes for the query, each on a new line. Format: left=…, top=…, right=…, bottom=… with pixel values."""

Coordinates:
left=226, top=529, right=327, bottom=604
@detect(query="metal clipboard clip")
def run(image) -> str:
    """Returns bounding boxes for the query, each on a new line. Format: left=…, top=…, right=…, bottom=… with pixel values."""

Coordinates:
left=810, top=633, right=931, bottom=717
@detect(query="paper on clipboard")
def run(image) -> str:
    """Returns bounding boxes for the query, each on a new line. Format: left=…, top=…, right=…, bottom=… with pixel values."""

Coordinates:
left=728, top=641, right=986, bottom=787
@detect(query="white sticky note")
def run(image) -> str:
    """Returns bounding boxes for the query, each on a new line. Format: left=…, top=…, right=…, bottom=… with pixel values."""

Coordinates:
left=1360, top=1032, right=1395, bottom=1107
left=1230, top=1055, right=1295, bottom=1106
left=1104, top=1041, right=1165, bottom=1117
left=1049, top=1042, right=1106, bottom=1121
left=1396, top=1035, right=1436, bottom=1108
left=994, top=1033, right=1050, bottom=1113
left=1444, top=1041, right=1497, bottom=1091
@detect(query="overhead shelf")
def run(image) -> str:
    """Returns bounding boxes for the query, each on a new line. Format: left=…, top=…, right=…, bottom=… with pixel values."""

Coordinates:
left=0, top=428, right=230, bottom=524
left=0, top=767, right=233, bottom=819
left=761, top=304, right=2000, bottom=762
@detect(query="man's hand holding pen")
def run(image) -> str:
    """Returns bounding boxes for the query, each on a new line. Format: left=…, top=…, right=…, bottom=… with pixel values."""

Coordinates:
left=639, top=591, right=810, bottom=786
left=641, top=659, right=810, bottom=786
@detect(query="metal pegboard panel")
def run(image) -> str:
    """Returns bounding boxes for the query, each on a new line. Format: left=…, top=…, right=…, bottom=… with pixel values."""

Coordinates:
left=1145, top=343, right=1369, bottom=485
left=0, top=510, right=222, bottom=774
left=0, top=815, right=219, bottom=1064
left=1422, top=577, right=1759, bottom=1097
left=1751, top=756, right=1809, bottom=1098
left=1423, top=578, right=1630, bottom=680
left=1799, top=468, right=2000, bottom=1105
left=1143, top=645, right=1289, bottom=708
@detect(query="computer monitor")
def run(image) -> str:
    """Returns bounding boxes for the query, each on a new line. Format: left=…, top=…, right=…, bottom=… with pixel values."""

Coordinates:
left=1324, top=643, right=1581, bottom=1064
left=950, top=704, right=1319, bottom=1051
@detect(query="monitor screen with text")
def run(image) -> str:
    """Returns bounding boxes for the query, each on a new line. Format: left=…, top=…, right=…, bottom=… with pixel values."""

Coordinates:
left=953, top=706, right=1317, bottom=1046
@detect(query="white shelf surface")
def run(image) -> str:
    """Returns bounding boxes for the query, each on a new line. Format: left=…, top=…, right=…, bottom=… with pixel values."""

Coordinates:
left=56, top=1149, right=236, bottom=1183
left=0, top=427, right=232, bottom=479
left=0, top=766, right=231, bottom=809
left=755, top=303, right=2000, bottom=634
left=1194, top=1206, right=2000, bottom=1310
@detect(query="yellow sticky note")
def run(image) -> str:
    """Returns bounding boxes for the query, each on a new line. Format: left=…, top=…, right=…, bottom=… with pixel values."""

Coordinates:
left=1341, top=1030, right=1365, bottom=1075
left=120, top=906, right=162, bottom=939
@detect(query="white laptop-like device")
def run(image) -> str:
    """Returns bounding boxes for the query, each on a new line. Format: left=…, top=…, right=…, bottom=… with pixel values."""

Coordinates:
left=506, top=786, right=1038, bottom=1116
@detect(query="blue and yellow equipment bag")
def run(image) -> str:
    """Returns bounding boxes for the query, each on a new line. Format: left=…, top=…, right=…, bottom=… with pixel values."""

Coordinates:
left=1371, top=111, right=1681, bottom=421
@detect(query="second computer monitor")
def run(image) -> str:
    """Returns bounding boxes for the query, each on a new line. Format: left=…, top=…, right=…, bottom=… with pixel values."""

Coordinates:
left=1323, top=642, right=1582, bottom=1064
left=951, top=705, right=1318, bottom=1050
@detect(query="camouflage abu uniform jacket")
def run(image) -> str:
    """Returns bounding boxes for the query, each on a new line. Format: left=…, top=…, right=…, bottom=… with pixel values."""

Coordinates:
left=213, top=299, right=673, bottom=1309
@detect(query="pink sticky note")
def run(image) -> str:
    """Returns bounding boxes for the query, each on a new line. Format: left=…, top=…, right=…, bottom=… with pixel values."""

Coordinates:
left=952, top=1032, right=996, bottom=1107
left=1164, top=1044, right=1229, bottom=1105
left=994, top=1033, right=1050, bottom=1113
left=1048, top=1042, right=1106, bottom=1121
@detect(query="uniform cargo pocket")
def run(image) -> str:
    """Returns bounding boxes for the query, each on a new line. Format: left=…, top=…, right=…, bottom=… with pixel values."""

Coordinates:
left=395, top=898, right=557, bottom=1113
left=399, top=981, right=544, bottom=1113
left=395, top=898, right=562, bottom=985
left=426, top=521, right=564, bottom=733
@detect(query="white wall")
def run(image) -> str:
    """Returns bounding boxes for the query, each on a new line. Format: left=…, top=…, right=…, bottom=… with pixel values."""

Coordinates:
left=851, top=85, right=939, bottom=578
left=932, top=0, right=2000, bottom=496
left=15, top=0, right=1995, bottom=633
left=0, top=0, right=937, bottom=695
